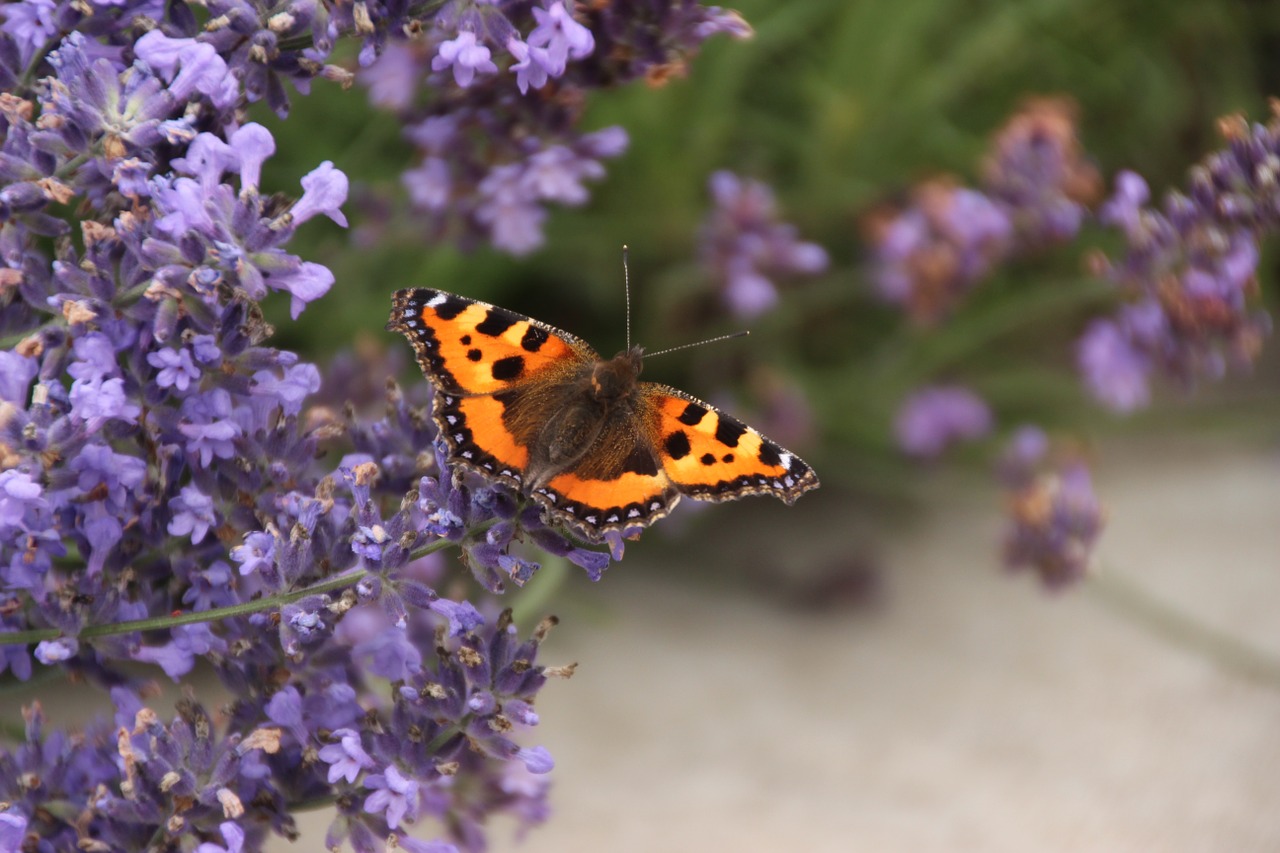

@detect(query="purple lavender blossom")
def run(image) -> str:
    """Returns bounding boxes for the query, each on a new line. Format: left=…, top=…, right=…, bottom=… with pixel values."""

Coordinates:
left=363, top=764, right=422, bottom=830
left=34, top=637, right=77, bottom=664
left=982, top=97, right=1101, bottom=246
left=320, top=728, right=376, bottom=784
left=1077, top=317, right=1152, bottom=412
left=527, top=1, right=595, bottom=75
left=357, top=0, right=737, bottom=255
left=0, top=4, right=708, bottom=850
left=476, top=163, right=548, bottom=255
left=868, top=99, right=1097, bottom=323
left=999, top=428, right=1104, bottom=588
left=894, top=386, right=994, bottom=459
left=867, top=180, right=1012, bottom=324
left=1082, top=109, right=1278, bottom=410
left=699, top=171, right=828, bottom=318
left=363, top=42, right=423, bottom=110
left=195, top=822, right=246, bottom=853
left=148, top=347, right=201, bottom=391
left=433, top=31, right=499, bottom=88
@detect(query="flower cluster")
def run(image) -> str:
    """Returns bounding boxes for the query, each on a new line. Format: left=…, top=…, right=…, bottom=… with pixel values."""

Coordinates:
left=0, top=8, right=647, bottom=850
left=1078, top=108, right=1278, bottom=411
left=698, top=170, right=829, bottom=318
left=997, top=426, right=1104, bottom=588
left=867, top=98, right=1100, bottom=324
left=359, top=0, right=752, bottom=255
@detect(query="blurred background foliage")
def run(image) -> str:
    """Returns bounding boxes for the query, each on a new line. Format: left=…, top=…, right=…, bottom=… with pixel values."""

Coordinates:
left=255, top=0, right=1280, bottom=505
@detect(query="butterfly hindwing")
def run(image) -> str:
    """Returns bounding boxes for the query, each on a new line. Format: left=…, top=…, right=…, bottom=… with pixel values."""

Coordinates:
left=644, top=385, right=819, bottom=503
left=530, top=407, right=682, bottom=540
left=387, top=288, right=596, bottom=395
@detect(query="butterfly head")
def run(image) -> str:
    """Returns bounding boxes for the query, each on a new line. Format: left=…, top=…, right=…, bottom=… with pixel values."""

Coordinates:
left=591, top=346, right=644, bottom=402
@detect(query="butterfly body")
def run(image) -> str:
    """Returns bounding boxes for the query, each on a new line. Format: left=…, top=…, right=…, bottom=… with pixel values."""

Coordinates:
left=388, top=288, right=818, bottom=542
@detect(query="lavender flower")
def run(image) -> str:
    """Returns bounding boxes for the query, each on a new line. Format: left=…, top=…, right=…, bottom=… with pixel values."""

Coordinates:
left=894, top=385, right=993, bottom=459
left=868, top=99, right=1097, bottom=323
left=0, top=12, right=610, bottom=850
left=982, top=97, right=1101, bottom=246
left=699, top=170, right=828, bottom=318
left=1081, top=107, right=1279, bottom=410
left=354, top=0, right=743, bottom=254
left=433, top=31, right=499, bottom=88
left=320, top=728, right=376, bottom=784
left=999, top=427, right=1104, bottom=588
left=364, top=764, right=422, bottom=830
left=867, top=180, right=1012, bottom=324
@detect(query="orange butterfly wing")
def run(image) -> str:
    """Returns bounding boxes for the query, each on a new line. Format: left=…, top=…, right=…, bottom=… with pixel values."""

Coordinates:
left=387, top=288, right=595, bottom=489
left=643, top=385, right=819, bottom=503
left=529, top=385, right=818, bottom=541
left=531, top=412, right=681, bottom=540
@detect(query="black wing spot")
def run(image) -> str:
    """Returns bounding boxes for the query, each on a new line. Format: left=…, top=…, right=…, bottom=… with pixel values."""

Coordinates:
left=521, top=325, right=549, bottom=353
left=714, top=417, right=747, bottom=448
left=722, top=453, right=734, bottom=463
left=491, top=355, right=525, bottom=381
left=466, top=348, right=483, bottom=362
left=700, top=453, right=716, bottom=466
left=758, top=440, right=782, bottom=467
left=433, top=295, right=468, bottom=320
left=665, top=431, right=691, bottom=460
left=622, top=446, right=659, bottom=476
left=460, top=334, right=472, bottom=345
left=677, top=402, right=707, bottom=426
left=476, top=309, right=517, bottom=337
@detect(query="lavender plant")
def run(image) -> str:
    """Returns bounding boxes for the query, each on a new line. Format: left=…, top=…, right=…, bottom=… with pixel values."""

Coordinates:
left=864, top=97, right=1278, bottom=586
left=0, top=1, right=745, bottom=850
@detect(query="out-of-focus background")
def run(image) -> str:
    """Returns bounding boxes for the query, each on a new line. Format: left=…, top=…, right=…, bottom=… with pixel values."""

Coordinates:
left=266, top=0, right=1280, bottom=489
left=253, top=0, right=1280, bottom=848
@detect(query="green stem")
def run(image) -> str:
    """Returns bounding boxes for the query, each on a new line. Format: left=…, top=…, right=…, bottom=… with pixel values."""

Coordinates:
left=1087, top=569, right=1280, bottom=689
left=0, top=534, right=466, bottom=647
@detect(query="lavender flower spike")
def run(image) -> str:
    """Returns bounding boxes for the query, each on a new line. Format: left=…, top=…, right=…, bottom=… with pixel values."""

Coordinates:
left=999, top=427, right=1105, bottom=588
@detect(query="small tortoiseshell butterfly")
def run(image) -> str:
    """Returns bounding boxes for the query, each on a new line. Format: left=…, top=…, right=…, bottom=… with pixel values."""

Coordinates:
left=387, top=287, right=819, bottom=542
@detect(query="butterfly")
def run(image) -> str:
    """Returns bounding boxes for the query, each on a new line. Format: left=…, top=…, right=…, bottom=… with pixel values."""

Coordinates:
left=387, top=287, right=819, bottom=542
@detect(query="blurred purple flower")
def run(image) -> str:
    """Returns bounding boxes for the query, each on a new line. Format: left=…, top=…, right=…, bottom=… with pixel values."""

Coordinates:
left=527, top=1, right=595, bottom=75
left=1084, top=110, right=1278, bottom=410
left=476, top=163, right=548, bottom=255
left=195, top=822, right=246, bottom=853
left=0, top=0, right=57, bottom=65
left=894, top=386, right=993, bottom=459
left=34, top=637, right=77, bottom=664
left=867, top=181, right=1011, bottom=324
left=1077, top=317, right=1151, bottom=412
left=870, top=99, right=1098, bottom=322
left=362, top=41, right=424, bottom=110
left=700, top=171, right=828, bottom=318
left=1000, top=430, right=1104, bottom=588
left=982, top=97, right=1101, bottom=245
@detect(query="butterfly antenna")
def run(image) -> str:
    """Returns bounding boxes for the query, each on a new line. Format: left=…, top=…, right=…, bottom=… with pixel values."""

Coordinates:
left=644, top=330, right=750, bottom=359
left=622, top=244, right=632, bottom=352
